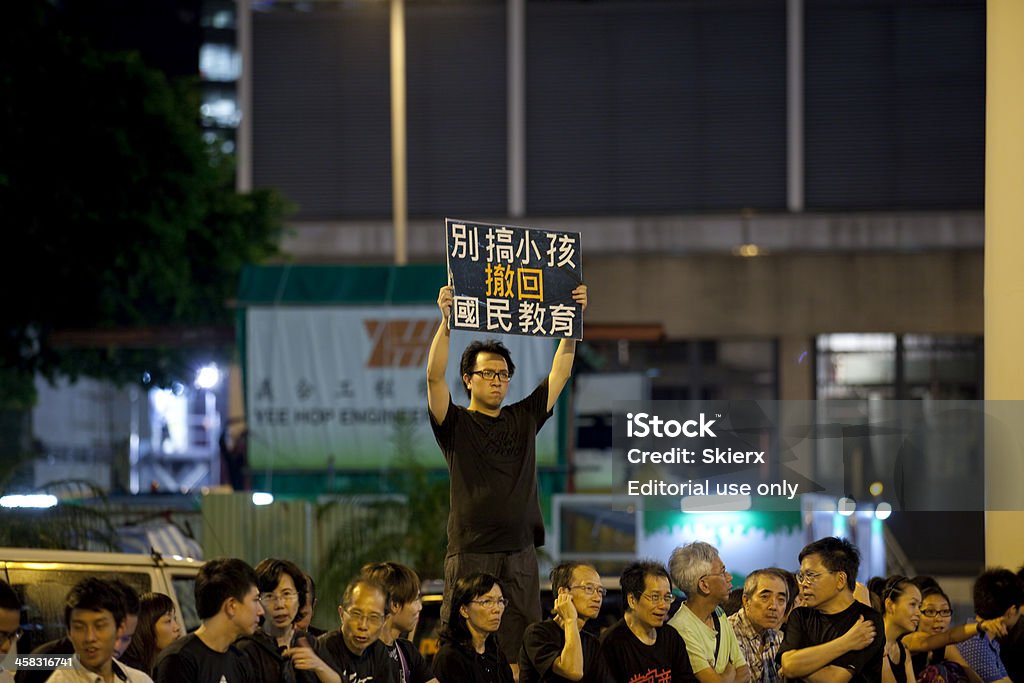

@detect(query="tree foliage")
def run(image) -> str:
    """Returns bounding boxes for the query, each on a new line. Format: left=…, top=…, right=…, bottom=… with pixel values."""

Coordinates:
left=0, top=1, right=286, bottom=408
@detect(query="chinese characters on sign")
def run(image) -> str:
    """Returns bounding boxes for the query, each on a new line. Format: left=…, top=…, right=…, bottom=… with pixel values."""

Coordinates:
left=446, top=218, right=584, bottom=340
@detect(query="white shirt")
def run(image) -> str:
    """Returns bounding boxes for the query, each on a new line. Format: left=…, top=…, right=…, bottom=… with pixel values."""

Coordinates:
left=44, top=654, right=153, bottom=683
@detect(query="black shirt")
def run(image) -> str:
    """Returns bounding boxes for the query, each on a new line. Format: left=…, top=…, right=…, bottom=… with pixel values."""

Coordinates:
left=778, top=601, right=885, bottom=682
left=598, top=618, right=697, bottom=683
left=152, top=633, right=250, bottom=683
left=317, top=631, right=396, bottom=682
left=519, top=619, right=613, bottom=683
left=383, top=639, right=433, bottom=683
left=430, top=379, right=552, bottom=554
left=432, top=637, right=514, bottom=683
left=236, top=628, right=324, bottom=683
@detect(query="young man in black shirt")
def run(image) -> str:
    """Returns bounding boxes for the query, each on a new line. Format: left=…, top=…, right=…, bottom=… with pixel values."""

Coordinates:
left=519, top=561, right=613, bottom=683
left=599, top=560, right=696, bottom=682
left=778, top=537, right=883, bottom=682
left=153, top=558, right=263, bottom=683
left=360, top=562, right=437, bottom=683
left=317, top=577, right=394, bottom=682
left=427, top=282, right=588, bottom=674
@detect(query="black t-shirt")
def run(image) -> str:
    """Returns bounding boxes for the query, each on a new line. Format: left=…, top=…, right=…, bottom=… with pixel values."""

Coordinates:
left=236, top=628, right=324, bottom=683
left=317, top=631, right=396, bottom=682
left=778, top=601, right=885, bottom=682
left=430, top=379, right=552, bottom=554
left=152, top=633, right=250, bottom=683
left=432, top=637, right=514, bottom=683
left=598, top=618, right=697, bottom=683
left=519, top=619, right=613, bottom=683
left=383, top=638, right=433, bottom=683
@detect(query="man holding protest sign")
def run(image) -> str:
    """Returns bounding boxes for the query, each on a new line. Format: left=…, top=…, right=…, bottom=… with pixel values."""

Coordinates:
left=426, top=268, right=586, bottom=677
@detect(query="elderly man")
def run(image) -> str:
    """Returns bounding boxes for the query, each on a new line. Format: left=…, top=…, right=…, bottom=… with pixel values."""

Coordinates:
left=727, top=569, right=790, bottom=683
left=667, top=542, right=749, bottom=683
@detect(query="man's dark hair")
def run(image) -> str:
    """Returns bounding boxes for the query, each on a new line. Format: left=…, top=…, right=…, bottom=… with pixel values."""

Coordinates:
left=305, top=573, right=317, bottom=602
left=799, top=536, right=860, bottom=591
left=64, top=577, right=126, bottom=628
left=549, top=561, right=593, bottom=594
left=108, top=578, right=141, bottom=622
left=620, top=560, right=671, bottom=611
left=441, top=573, right=503, bottom=646
left=0, top=579, right=20, bottom=611
left=195, top=558, right=259, bottom=620
left=360, top=562, right=420, bottom=608
left=459, top=340, right=516, bottom=398
left=254, top=558, right=308, bottom=615
left=973, top=568, right=1024, bottom=619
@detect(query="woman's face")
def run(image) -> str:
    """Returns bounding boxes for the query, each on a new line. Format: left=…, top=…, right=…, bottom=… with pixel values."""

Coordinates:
left=261, top=574, right=301, bottom=636
left=460, top=584, right=505, bottom=638
left=918, top=594, right=953, bottom=635
left=153, top=609, right=182, bottom=650
left=886, top=583, right=922, bottom=635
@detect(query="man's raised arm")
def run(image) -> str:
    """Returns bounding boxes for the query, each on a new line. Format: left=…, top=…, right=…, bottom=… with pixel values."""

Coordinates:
left=547, top=285, right=588, bottom=412
left=427, top=285, right=453, bottom=424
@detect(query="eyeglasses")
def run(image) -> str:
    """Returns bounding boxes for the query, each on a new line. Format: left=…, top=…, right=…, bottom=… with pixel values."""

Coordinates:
left=641, top=592, right=675, bottom=605
left=700, top=567, right=730, bottom=583
left=260, top=590, right=299, bottom=605
left=796, top=569, right=835, bottom=585
left=920, top=608, right=952, bottom=618
left=570, top=584, right=608, bottom=597
left=344, top=609, right=385, bottom=627
left=470, top=598, right=510, bottom=610
left=469, top=369, right=511, bottom=382
left=0, top=628, right=23, bottom=645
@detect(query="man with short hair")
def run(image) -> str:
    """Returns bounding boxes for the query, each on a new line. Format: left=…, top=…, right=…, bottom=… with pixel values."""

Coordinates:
left=727, top=569, right=790, bottom=683
left=317, top=577, right=393, bottom=681
left=45, top=577, right=151, bottom=683
left=1, top=580, right=21, bottom=683
left=296, top=574, right=326, bottom=638
left=153, top=557, right=263, bottom=682
left=106, top=580, right=140, bottom=661
left=599, top=560, right=697, bottom=682
left=956, top=568, right=1024, bottom=683
left=427, top=283, right=588, bottom=674
left=778, top=537, right=883, bottom=682
left=360, top=562, right=437, bottom=683
left=667, top=542, right=749, bottom=683
left=519, top=561, right=613, bottom=683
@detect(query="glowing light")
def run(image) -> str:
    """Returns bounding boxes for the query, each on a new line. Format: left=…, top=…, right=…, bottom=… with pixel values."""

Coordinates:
left=732, top=243, right=762, bottom=257
left=195, top=364, right=221, bottom=390
left=1, top=494, right=58, bottom=509
left=838, top=497, right=856, bottom=516
left=875, top=502, right=892, bottom=520
left=251, top=492, right=274, bottom=506
left=869, top=481, right=884, bottom=497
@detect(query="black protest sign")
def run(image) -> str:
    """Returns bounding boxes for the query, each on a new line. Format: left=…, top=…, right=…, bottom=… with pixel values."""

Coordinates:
left=445, top=218, right=583, bottom=340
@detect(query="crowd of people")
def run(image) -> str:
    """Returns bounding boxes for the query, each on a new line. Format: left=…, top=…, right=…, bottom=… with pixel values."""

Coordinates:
left=1, top=538, right=1023, bottom=683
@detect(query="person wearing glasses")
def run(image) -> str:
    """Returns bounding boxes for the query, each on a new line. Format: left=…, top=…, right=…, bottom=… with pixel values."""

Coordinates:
left=599, top=560, right=697, bottom=682
left=153, top=557, right=264, bottom=682
left=360, top=562, right=438, bottom=683
left=317, top=577, right=392, bottom=681
left=667, top=542, right=750, bottom=683
left=1, top=579, right=21, bottom=683
left=237, top=558, right=338, bottom=683
left=427, top=283, right=588, bottom=678
left=727, top=568, right=791, bottom=683
left=777, top=537, right=884, bottom=682
left=432, top=573, right=514, bottom=683
left=518, top=562, right=613, bottom=683
left=898, top=576, right=1001, bottom=683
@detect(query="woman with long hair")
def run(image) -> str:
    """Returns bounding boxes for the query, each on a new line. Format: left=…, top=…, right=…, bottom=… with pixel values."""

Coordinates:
left=432, top=572, right=514, bottom=683
left=120, top=592, right=182, bottom=675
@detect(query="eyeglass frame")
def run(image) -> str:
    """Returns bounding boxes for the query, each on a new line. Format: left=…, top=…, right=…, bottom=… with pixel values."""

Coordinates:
left=796, top=569, right=837, bottom=585
left=0, top=628, right=23, bottom=645
left=343, top=607, right=386, bottom=627
left=467, top=369, right=512, bottom=382
left=920, top=608, right=953, bottom=618
left=639, top=592, right=675, bottom=605
left=469, top=598, right=510, bottom=609
left=259, top=590, right=300, bottom=605
left=699, top=566, right=731, bottom=585
left=569, top=584, right=608, bottom=598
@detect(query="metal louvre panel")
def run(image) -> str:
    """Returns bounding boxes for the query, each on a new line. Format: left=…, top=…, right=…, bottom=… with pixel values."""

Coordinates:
left=406, top=2, right=507, bottom=218
left=253, top=7, right=391, bottom=220
left=525, top=0, right=787, bottom=214
left=805, top=0, right=984, bottom=210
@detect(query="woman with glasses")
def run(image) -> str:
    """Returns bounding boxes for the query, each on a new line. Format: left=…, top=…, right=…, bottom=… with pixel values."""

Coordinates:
left=897, top=577, right=1004, bottom=683
left=432, top=573, right=514, bottom=683
left=239, top=558, right=340, bottom=683
left=120, top=593, right=183, bottom=676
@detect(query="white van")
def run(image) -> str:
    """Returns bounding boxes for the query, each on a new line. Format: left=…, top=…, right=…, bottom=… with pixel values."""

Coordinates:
left=0, top=548, right=203, bottom=654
